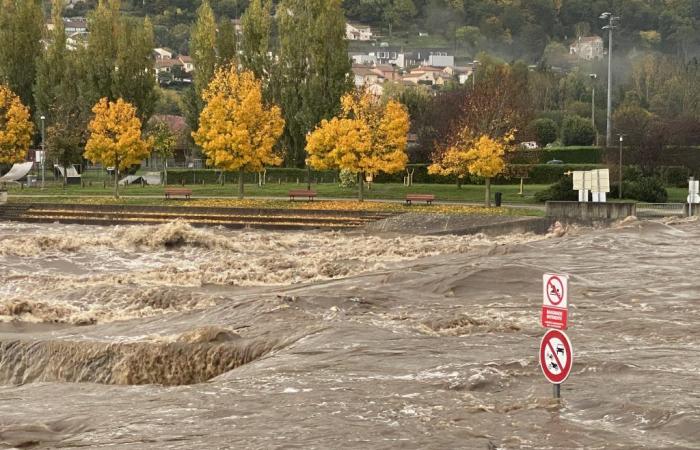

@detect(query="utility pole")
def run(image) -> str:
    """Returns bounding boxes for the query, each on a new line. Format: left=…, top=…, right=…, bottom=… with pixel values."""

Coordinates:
left=40, top=115, right=46, bottom=189
left=472, top=59, right=479, bottom=89
left=601, top=12, right=620, bottom=148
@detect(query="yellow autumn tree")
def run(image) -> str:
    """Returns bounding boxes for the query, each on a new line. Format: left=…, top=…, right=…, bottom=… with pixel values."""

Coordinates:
left=306, top=90, right=409, bottom=201
left=193, top=66, right=285, bottom=199
left=429, top=129, right=515, bottom=207
left=0, top=84, right=33, bottom=165
left=84, top=98, right=151, bottom=198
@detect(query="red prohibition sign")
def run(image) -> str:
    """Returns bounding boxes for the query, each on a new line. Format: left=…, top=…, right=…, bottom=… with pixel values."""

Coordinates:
left=539, top=329, right=573, bottom=384
left=546, top=275, right=565, bottom=306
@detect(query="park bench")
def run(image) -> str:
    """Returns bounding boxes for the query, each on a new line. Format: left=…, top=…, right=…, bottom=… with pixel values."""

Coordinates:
left=288, top=189, right=317, bottom=201
left=164, top=188, right=193, bottom=200
left=405, top=194, right=435, bottom=205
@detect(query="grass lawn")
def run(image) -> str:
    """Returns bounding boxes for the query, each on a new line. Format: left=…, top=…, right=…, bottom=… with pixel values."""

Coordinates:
left=7, top=181, right=548, bottom=204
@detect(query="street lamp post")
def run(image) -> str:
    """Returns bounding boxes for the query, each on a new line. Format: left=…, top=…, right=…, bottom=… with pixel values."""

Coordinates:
left=472, top=59, right=479, bottom=89
left=601, top=12, right=620, bottom=148
left=618, top=134, right=624, bottom=199
left=589, top=73, right=597, bottom=144
left=40, top=115, right=46, bottom=189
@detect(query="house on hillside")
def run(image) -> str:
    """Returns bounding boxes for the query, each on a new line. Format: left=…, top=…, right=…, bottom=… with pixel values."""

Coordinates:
left=403, top=66, right=445, bottom=86
left=426, top=54, right=454, bottom=68
left=346, top=23, right=372, bottom=41
left=569, top=36, right=604, bottom=60
left=443, top=65, right=473, bottom=84
left=178, top=55, right=194, bottom=73
left=154, top=48, right=174, bottom=60
left=352, top=64, right=384, bottom=88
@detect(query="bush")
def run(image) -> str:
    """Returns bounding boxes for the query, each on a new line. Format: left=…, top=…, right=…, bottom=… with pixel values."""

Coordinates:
left=535, top=176, right=577, bottom=202
left=530, top=118, right=558, bottom=147
left=561, top=116, right=596, bottom=146
left=339, top=169, right=356, bottom=188
left=166, top=168, right=338, bottom=185
left=658, top=166, right=690, bottom=187
left=613, top=177, right=668, bottom=203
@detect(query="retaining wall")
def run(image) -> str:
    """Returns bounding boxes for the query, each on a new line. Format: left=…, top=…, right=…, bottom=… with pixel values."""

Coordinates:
left=546, top=201, right=636, bottom=220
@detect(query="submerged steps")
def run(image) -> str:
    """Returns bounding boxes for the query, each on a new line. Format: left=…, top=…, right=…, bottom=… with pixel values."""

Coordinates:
left=0, top=203, right=395, bottom=230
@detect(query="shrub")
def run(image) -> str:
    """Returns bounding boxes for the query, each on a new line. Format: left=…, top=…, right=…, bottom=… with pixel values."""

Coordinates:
left=621, top=177, right=668, bottom=203
left=339, top=169, right=356, bottom=188
left=535, top=176, right=578, bottom=202
left=561, top=116, right=596, bottom=146
left=530, top=118, right=558, bottom=147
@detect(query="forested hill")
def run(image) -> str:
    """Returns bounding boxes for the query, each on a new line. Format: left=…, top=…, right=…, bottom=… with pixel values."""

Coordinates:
left=59, top=0, right=699, bottom=61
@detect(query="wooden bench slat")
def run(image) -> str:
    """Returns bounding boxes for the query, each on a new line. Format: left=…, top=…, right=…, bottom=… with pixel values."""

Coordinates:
left=405, top=194, right=435, bottom=205
left=288, top=190, right=317, bottom=201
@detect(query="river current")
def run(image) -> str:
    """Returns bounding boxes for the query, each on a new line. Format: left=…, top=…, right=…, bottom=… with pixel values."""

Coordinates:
left=0, top=218, right=697, bottom=449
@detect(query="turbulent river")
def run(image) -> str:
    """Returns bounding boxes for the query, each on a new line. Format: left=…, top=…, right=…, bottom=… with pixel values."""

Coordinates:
left=0, top=218, right=697, bottom=449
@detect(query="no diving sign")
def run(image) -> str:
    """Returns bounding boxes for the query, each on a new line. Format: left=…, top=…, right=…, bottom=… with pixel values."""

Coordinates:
left=539, top=329, right=573, bottom=384
left=543, top=274, right=567, bottom=308
left=542, top=273, right=569, bottom=330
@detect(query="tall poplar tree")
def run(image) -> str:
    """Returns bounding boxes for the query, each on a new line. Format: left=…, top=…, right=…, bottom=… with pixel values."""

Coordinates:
left=217, top=18, right=238, bottom=67
left=0, top=0, right=44, bottom=113
left=186, top=0, right=218, bottom=132
left=275, top=0, right=352, bottom=167
left=34, top=0, right=68, bottom=121
left=240, top=0, right=272, bottom=82
left=191, top=1, right=218, bottom=99
left=113, top=18, right=157, bottom=121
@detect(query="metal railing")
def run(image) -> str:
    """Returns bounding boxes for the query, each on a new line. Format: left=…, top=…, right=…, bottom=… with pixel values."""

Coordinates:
left=636, top=203, right=687, bottom=217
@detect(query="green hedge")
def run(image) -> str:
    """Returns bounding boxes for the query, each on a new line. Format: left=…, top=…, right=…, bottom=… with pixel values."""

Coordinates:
left=165, top=168, right=339, bottom=185
left=539, top=147, right=603, bottom=164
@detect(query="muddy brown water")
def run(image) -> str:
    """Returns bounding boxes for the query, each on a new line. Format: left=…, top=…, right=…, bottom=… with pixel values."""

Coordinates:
left=0, top=219, right=697, bottom=449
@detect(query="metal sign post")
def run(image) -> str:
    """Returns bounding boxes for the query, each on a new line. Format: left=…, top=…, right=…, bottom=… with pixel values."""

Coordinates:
left=540, top=274, right=573, bottom=399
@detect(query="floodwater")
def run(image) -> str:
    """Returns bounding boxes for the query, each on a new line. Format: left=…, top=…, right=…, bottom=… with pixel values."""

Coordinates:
left=0, top=218, right=697, bottom=449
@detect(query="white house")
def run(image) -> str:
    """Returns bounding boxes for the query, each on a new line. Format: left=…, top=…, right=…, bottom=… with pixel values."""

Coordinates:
left=178, top=55, right=194, bottom=73
left=346, top=23, right=372, bottom=41
left=426, top=54, right=454, bottom=68
left=569, top=36, right=604, bottom=60
left=154, top=48, right=174, bottom=60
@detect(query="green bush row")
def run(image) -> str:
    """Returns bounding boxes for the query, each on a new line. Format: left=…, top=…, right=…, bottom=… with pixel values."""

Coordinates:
left=165, top=168, right=339, bottom=185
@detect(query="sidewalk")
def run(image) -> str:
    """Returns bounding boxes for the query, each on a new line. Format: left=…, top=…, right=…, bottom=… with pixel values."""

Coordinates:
left=8, top=193, right=545, bottom=211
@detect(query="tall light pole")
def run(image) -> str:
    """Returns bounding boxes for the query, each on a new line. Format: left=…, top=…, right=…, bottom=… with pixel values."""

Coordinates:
left=589, top=73, right=597, bottom=144
left=40, top=115, right=46, bottom=189
left=472, top=59, right=479, bottom=89
left=618, top=134, right=624, bottom=199
left=601, top=12, right=620, bottom=148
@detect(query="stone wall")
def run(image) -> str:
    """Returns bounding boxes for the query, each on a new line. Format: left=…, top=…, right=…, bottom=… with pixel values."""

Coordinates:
left=546, top=201, right=636, bottom=220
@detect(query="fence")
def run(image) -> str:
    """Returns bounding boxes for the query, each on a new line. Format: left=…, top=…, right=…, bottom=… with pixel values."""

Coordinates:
left=635, top=203, right=687, bottom=218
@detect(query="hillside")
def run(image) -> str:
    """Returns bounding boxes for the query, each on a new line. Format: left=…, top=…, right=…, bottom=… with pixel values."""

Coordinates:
left=58, top=0, right=700, bottom=62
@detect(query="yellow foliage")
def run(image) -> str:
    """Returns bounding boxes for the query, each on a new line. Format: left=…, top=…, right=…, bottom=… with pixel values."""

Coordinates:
left=84, top=98, right=151, bottom=171
left=429, top=129, right=515, bottom=179
left=0, top=84, right=33, bottom=165
left=193, top=66, right=285, bottom=173
left=306, top=90, right=410, bottom=176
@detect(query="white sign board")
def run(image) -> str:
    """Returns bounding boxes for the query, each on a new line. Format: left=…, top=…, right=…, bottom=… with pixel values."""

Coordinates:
left=35, top=150, right=45, bottom=164
left=590, top=169, right=610, bottom=193
left=688, top=180, right=699, bottom=204
left=543, top=273, right=568, bottom=308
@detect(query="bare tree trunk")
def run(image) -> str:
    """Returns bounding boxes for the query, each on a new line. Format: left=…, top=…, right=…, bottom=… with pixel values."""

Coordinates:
left=358, top=172, right=364, bottom=202
left=484, top=177, right=491, bottom=207
left=114, top=166, right=120, bottom=199
left=238, top=168, right=244, bottom=199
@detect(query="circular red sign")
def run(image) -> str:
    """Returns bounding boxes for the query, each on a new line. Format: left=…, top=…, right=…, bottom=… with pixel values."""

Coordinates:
left=539, top=329, right=573, bottom=384
left=546, top=276, right=565, bottom=306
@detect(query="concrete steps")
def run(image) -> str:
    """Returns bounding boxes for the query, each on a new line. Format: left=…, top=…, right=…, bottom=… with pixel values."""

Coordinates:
left=0, top=203, right=394, bottom=230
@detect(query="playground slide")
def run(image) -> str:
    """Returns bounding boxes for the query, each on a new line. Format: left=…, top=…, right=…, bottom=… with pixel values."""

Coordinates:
left=0, top=162, right=34, bottom=182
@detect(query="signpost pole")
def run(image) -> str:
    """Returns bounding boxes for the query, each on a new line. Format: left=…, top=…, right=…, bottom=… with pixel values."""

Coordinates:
left=553, top=384, right=560, bottom=399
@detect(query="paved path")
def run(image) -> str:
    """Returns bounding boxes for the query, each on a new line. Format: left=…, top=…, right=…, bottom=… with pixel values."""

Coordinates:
left=7, top=193, right=545, bottom=211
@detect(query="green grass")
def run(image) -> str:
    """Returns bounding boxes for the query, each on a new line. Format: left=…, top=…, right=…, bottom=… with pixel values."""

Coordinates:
left=6, top=181, right=548, bottom=204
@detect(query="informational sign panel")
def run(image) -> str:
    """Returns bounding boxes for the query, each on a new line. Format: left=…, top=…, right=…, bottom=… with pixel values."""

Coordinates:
left=688, top=180, right=699, bottom=204
left=539, top=329, right=574, bottom=384
left=542, top=273, right=568, bottom=329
